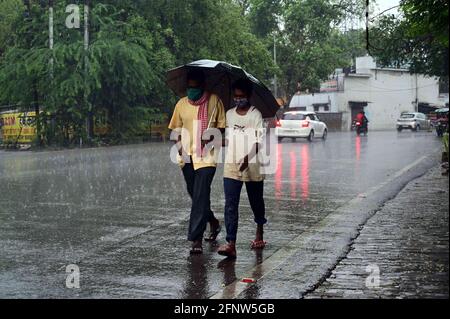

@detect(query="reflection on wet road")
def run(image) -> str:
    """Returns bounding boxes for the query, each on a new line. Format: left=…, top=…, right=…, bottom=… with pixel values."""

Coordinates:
left=0, top=131, right=442, bottom=298
left=280, top=144, right=310, bottom=201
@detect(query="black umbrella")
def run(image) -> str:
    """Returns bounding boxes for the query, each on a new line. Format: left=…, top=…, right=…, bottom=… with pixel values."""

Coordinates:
left=166, top=59, right=279, bottom=119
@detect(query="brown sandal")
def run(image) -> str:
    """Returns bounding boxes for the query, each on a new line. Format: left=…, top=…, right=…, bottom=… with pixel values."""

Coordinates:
left=250, top=240, right=267, bottom=249
left=204, top=225, right=221, bottom=242
left=217, top=243, right=237, bottom=259
left=190, top=247, right=203, bottom=254
left=190, top=240, right=203, bottom=254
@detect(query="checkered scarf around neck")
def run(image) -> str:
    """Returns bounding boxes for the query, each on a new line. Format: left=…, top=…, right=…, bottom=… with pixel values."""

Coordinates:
left=188, top=92, right=210, bottom=156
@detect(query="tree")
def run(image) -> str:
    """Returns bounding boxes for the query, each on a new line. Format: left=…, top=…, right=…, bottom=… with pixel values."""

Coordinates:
left=0, top=0, right=378, bottom=146
left=137, top=0, right=277, bottom=84
left=402, top=0, right=449, bottom=48
left=246, top=0, right=283, bottom=38
left=0, top=1, right=174, bottom=145
left=370, top=0, right=449, bottom=77
left=275, top=0, right=366, bottom=96
left=0, top=0, right=276, bottom=146
left=0, top=0, right=22, bottom=56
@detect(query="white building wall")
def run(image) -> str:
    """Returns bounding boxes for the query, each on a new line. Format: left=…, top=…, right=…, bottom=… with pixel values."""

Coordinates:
left=288, top=56, right=442, bottom=131
left=438, top=93, right=449, bottom=106
left=416, top=74, right=441, bottom=104
left=355, top=55, right=377, bottom=73
left=289, top=93, right=339, bottom=112
left=337, top=69, right=441, bottom=130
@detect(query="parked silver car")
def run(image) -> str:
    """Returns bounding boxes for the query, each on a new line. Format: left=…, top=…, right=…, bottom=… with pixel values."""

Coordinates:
left=396, top=112, right=430, bottom=132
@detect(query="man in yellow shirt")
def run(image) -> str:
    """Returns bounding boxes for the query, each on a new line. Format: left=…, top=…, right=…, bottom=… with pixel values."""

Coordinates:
left=168, top=69, right=226, bottom=254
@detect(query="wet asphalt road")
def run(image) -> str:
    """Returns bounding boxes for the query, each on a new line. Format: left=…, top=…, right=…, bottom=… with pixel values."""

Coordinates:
left=0, top=130, right=442, bottom=298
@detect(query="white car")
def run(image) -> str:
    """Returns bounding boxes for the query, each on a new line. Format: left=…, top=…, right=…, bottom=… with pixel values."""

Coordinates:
left=275, top=111, right=328, bottom=142
left=396, top=112, right=431, bottom=132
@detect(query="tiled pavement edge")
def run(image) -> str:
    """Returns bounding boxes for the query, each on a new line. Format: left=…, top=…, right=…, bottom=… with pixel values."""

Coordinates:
left=307, top=166, right=449, bottom=299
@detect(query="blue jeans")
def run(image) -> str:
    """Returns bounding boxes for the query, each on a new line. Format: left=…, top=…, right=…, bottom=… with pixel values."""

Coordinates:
left=223, top=178, right=267, bottom=242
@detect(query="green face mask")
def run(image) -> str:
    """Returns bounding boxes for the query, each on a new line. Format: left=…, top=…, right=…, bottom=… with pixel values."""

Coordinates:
left=187, top=88, right=203, bottom=101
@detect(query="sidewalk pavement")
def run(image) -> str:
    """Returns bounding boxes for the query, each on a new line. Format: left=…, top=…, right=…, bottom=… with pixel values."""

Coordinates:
left=306, top=166, right=449, bottom=299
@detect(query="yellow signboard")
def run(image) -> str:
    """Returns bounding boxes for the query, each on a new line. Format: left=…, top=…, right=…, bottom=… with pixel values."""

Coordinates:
left=0, top=111, right=37, bottom=144
left=93, top=110, right=111, bottom=136
left=0, top=110, right=170, bottom=144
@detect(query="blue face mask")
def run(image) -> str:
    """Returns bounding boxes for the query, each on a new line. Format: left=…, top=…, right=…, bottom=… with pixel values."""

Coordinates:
left=187, top=88, right=203, bottom=101
left=234, top=98, right=249, bottom=108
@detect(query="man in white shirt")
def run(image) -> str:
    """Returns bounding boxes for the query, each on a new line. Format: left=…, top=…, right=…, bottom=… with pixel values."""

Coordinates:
left=217, top=79, right=267, bottom=259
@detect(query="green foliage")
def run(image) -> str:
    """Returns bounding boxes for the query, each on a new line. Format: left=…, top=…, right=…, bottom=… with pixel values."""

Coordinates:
left=371, top=0, right=449, bottom=77
left=0, top=0, right=22, bottom=56
left=246, top=0, right=283, bottom=38
left=135, top=0, right=277, bottom=84
left=275, top=0, right=366, bottom=94
left=1, top=0, right=444, bottom=147
left=402, top=0, right=449, bottom=48
left=0, top=1, right=175, bottom=145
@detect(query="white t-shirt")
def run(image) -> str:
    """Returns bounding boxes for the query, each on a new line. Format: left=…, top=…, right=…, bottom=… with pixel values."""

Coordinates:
left=224, top=106, right=264, bottom=182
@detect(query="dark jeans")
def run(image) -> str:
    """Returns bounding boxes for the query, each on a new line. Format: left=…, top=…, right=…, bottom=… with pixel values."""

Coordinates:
left=182, top=163, right=217, bottom=241
left=223, top=178, right=267, bottom=242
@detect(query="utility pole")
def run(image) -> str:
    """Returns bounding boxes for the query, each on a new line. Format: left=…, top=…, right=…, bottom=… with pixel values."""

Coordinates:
left=84, top=0, right=92, bottom=143
left=84, top=1, right=89, bottom=54
left=49, top=0, right=54, bottom=145
left=415, top=74, right=419, bottom=112
left=49, top=0, right=54, bottom=76
left=23, top=0, right=42, bottom=146
left=366, top=0, right=370, bottom=54
left=273, top=33, right=278, bottom=99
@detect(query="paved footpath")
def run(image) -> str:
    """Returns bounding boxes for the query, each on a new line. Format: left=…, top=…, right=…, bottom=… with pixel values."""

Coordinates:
left=307, top=166, right=449, bottom=299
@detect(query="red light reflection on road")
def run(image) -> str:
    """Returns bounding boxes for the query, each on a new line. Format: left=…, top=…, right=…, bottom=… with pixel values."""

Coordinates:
left=289, top=151, right=297, bottom=199
left=275, top=143, right=283, bottom=200
left=300, top=145, right=310, bottom=201
left=355, top=136, right=361, bottom=162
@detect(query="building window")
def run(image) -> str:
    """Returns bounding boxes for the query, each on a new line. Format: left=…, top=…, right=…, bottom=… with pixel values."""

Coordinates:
left=313, top=104, right=330, bottom=112
left=439, top=76, right=449, bottom=95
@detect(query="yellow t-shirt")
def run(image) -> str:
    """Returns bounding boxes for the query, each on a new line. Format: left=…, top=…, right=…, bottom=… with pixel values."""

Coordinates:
left=168, top=93, right=226, bottom=170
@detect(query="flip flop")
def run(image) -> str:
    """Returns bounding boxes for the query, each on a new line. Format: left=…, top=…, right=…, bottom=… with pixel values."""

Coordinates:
left=204, top=225, right=221, bottom=242
left=217, top=243, right=237, bottom=259
left=190, top=246, right=203, bottom=255
left=250, top=240, right=267, bottom=249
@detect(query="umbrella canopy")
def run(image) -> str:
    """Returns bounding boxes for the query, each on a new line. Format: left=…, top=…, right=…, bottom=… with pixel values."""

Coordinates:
left=436, top=107, right=449, bottom=114
left=166, top=59, right=279, bottom=118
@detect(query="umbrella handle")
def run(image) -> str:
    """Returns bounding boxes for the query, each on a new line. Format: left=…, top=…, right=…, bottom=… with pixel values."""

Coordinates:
left=206, top=106, right=218, bottom=152
left=208, top=106, right=217, bottom=129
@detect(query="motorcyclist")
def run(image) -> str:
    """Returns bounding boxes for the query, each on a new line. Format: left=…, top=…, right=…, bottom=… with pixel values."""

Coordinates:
left=435, top=111, right=449, bottom=137
left=355, top=111, right=369, bottom=131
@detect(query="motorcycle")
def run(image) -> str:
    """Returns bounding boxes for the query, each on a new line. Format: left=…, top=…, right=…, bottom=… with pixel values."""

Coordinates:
left=435, top=120, right=448, bottom=137
left=355, top=121, right=368, bottom=136
left=434, top=108, right=449, bottom=137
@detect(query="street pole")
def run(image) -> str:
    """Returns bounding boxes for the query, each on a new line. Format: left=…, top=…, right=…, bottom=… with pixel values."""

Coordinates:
left=23, top=0, right=42, bottom=146
left=84, top=1, right=89, bottom=54
left=84, top=0, right=92, bottom=143
left=49, top=0, right=54, bottom=75
left=49, top=0, right=54, bottom=144
left=415, top=74, right=419, bottom=112
left=273, top=33, right=278, bottom=99
left=49, top=0, right=54, bottom=59
left=366, top=0, right=370, bottom=54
